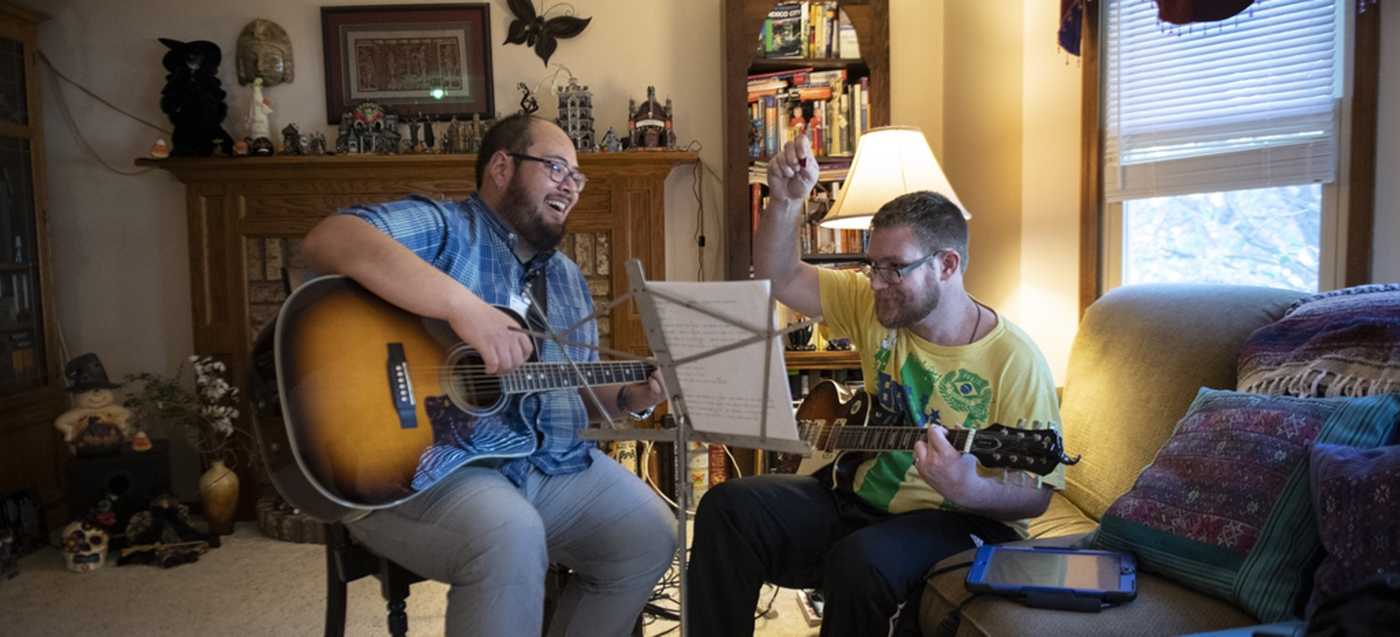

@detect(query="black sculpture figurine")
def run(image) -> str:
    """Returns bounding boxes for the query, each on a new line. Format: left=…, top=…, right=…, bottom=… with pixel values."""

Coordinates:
left=518, top=82, right=539, bottom=115
left=157, top=38, right=235, bottom=157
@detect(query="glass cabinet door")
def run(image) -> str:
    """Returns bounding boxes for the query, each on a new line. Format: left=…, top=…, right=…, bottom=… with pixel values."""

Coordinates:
left=0, top=34, right=46, bottom=398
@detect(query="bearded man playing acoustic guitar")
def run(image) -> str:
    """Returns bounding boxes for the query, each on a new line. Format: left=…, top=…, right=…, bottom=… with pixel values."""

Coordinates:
left=687, top=136, right=1065, bottom=636
left=300, top=114, right=675, bottom=636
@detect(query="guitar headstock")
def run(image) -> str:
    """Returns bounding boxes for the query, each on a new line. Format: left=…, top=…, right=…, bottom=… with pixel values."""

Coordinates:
left=967, top=420, right=1081, bottom=477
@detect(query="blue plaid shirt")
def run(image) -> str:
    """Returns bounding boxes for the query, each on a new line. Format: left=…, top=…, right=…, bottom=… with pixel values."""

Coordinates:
left=342, top=193, right=599, bottom=488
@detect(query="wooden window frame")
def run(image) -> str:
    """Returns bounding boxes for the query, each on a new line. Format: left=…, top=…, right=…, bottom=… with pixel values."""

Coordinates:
left=1077, top=0, right=1381, bottom=316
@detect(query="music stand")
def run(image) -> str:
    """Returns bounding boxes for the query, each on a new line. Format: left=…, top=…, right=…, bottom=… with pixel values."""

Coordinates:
left=516, top=259, right=815, bottom=635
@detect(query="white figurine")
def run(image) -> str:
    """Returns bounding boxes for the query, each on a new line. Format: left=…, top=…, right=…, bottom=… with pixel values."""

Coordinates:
left=247, top=77, right=273, bottom=141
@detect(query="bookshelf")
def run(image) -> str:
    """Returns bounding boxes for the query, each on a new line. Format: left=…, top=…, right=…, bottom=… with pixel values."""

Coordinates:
left=720, top=1, right=887, bottom=477
left=723, top=0, right=889, bottom=281
left=0, top=2, right=70, bottom=531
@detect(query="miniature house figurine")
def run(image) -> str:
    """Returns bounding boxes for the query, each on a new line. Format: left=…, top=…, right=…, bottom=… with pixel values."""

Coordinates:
left=281, top=123, right=303, bottom=155
left=627, top=85, right=676, bottom=150
left=599, top=126, right=622, bottom=152
left=556, top=77, right=596, bottom=152
left=336, top=102, right=399, bottom=154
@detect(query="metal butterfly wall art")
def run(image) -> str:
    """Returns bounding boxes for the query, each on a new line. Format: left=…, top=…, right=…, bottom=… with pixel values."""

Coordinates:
left=504, top=0, right=592, bottom=66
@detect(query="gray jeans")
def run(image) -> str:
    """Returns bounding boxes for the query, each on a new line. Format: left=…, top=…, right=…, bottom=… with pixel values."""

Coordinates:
left=348, top=448, right=677, bottom=636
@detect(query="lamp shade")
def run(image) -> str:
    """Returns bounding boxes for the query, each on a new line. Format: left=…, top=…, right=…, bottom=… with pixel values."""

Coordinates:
left=820, top=126, right=968, bottom=229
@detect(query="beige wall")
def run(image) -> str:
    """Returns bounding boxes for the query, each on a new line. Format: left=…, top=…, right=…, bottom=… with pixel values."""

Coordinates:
left=891, top=0, right=945, bottom=157
left=1015, top=0, right=1081, bottom=384
left=942, top=1, right=1024, bottom=315
left=27, top=0, right=722, bottom=381
left=1375, top=5, right=1400, bottom=282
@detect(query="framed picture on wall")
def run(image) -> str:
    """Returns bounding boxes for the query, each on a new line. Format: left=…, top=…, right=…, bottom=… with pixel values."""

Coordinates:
left=321, top=4, right=495, bottom=124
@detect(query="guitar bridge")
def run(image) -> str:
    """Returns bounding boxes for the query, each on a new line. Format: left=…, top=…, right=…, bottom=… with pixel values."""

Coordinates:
left=387, top=343, right=417, bottom=429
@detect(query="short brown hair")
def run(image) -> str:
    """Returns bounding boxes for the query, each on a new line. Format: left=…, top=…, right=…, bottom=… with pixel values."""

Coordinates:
left=869, top=191, right=968, bottom=271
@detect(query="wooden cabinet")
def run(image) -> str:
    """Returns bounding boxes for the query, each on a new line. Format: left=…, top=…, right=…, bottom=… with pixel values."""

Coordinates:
left=141, top=151, right=696, bottom=518
left=723, top=0, right=889, bottom=281
left=0, top=3, right=68, bottom=530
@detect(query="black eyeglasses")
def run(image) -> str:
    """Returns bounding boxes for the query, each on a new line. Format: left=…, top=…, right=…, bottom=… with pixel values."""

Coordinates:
left=860, top=252, right=941, bottom=284
left=508, top=153, right=588, bottom=190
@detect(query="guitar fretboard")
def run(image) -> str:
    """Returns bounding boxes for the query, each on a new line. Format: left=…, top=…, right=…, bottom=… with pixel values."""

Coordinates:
left=501, top=361, right=653, bottom=393
left=800, top=423, right=973, bottom=454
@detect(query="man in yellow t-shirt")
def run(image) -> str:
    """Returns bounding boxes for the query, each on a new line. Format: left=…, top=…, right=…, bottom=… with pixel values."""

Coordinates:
left=688, top=136, right=1064, bottom=637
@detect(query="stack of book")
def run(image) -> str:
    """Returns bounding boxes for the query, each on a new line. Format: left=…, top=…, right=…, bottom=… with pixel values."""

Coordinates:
left=747, top=68, right=870, bottom=161
left=754, top=1, right=860, bottom=60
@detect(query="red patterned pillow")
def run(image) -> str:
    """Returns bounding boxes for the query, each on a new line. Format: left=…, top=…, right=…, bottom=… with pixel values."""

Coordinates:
left=1308, top=443, right=1400, bottom=614
left=1092, top=389, right=1400, bottom=621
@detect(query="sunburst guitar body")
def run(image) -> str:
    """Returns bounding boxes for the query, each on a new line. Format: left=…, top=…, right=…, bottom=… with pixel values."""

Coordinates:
left=250, top=275, right=651, bottom=523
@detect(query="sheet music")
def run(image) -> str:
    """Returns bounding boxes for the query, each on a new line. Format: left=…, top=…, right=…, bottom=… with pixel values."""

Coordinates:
left=645, top=280, right=799, bottom=442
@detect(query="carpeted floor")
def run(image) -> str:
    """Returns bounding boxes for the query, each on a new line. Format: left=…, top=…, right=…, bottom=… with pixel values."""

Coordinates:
left=0, top=524, right=819, bottom=636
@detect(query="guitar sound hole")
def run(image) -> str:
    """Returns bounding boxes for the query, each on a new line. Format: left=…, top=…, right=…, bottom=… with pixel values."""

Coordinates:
left=445, top=347, right=505, bottom=415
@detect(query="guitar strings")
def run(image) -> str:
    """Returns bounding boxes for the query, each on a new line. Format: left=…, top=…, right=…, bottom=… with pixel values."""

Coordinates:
left=397, top=362, right=653, bottom=393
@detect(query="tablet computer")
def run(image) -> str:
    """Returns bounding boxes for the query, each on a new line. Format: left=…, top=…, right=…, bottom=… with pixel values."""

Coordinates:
left=965, top=545, right=1137, bottom=610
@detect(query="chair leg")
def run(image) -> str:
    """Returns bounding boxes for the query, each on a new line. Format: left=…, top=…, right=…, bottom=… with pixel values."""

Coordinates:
left=324, top=542, right=348, bottom=637
left=382, top=561, right=413, bottom=637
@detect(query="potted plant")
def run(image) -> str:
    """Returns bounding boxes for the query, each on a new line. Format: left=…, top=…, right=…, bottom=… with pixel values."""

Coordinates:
left=124, top=356, right=245, bottom=535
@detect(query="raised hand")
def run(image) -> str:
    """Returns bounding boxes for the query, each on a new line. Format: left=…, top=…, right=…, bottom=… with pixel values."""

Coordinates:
left=767, top=135, right=820, bottom=204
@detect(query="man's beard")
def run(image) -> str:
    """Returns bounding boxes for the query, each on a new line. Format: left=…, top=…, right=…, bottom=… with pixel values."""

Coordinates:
left=499, top=175, right=566, bottom=252
left=875, top=283, right=939, bottom=329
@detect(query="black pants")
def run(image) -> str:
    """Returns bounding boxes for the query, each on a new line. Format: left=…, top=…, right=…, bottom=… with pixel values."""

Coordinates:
left=687, top=474, right=1020, bottom=637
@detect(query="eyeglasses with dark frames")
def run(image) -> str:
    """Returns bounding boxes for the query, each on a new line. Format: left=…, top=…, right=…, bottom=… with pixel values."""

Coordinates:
left=860, top=251, right=943, bottom=284
left=508, top=153, right=588, bottom=190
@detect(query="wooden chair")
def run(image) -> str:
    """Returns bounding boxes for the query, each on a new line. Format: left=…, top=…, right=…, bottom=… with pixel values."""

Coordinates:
left=322, top=522, right=578, bottom=637
left=323, top=522, right=423, bottom=637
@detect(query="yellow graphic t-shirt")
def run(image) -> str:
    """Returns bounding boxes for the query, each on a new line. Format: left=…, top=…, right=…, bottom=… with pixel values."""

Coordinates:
left=818, top=268, right=1065, bottom=538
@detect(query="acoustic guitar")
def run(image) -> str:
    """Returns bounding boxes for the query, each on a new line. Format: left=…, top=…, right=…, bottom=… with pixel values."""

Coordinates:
left=249, top=275, right=653, bottom=523
left=776, top=380, right=1079, bottom=491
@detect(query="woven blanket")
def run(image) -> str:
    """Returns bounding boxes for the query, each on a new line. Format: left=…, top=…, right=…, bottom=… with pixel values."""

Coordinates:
left=1238, top=283, right=1400, bottom=397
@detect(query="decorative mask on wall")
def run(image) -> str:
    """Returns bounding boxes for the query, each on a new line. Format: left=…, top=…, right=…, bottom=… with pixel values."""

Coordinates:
left=236, top=19, right=294, bottom=87
left=503, top=0, right=591, bottom=66
left=61, top=521, right=109, bottom=573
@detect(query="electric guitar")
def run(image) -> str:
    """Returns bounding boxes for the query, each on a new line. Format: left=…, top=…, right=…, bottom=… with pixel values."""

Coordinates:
left=777, top=380, right=1079, bottom=491
left=249, top=275, right=653, bottom=523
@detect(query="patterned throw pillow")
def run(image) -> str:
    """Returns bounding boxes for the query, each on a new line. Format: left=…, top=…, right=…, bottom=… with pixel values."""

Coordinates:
left=1308, top=443, right=1400, bottom=613
left=1092, top=388, right=1400, bottom=622
left=1237, top=283, right=1400, bottom=398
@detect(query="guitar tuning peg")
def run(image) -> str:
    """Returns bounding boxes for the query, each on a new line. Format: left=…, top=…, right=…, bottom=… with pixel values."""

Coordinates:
left=1016, top=418, right=1026, bottom=428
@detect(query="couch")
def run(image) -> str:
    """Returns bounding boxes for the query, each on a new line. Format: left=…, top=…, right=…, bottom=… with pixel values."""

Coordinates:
left=920, top=283, right=1310, bottom=636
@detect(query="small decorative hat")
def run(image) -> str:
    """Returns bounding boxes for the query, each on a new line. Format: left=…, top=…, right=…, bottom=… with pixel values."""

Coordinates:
left=64, top=353, right=122, bottom=392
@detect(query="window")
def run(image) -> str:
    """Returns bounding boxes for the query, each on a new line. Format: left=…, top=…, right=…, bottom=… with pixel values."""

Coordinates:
left=1101, top=0, right=1345, bottom=293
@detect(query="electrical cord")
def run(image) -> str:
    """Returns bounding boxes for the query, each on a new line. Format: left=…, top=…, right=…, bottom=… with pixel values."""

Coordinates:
left=679, top=139, right=724, bottom=282
left=37, top=49, right=160, bottom=176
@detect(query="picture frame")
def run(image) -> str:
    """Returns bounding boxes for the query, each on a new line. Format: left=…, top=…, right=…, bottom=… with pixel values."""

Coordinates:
left=321, top=4, right=495, bottom=124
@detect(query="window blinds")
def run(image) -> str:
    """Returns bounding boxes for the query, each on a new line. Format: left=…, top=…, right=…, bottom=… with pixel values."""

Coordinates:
left=1103, top=0, right=1341, bottom=202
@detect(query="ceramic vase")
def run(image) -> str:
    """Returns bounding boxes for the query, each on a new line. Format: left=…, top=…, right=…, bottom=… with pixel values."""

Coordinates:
left=198, top=460, right=239, bottom=535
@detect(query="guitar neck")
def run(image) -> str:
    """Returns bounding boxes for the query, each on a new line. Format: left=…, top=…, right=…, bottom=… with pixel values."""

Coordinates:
left=500, top=361, right=653, bottom=394
left=801, top=423, right=973, bottom=454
